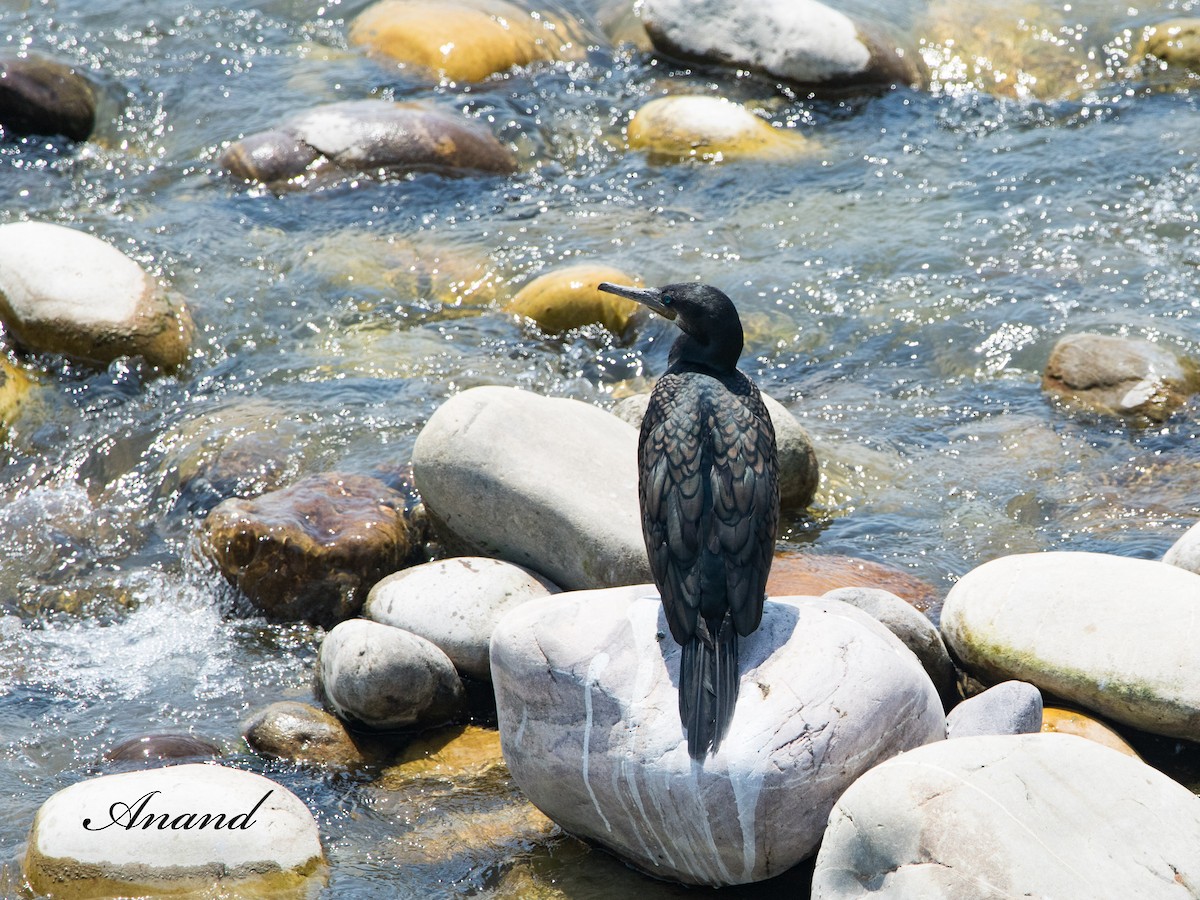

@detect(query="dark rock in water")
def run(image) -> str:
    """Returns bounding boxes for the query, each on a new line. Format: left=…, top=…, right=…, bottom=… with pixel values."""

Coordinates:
left=221, top=100, right=516, bottom=184
left=105, top=733, right=222, bottom=762
left=243, top=701, right=369, bottom=768
left=639, top=0, right=924, bottom=92
left=0, top=53, right=98, bottom=141
left=200, top=471, right=420, bottom=626
left=1042, top=331, right=1198, bottom=423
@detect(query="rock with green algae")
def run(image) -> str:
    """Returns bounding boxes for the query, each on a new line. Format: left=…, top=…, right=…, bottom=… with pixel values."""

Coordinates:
left=941, top=551, right=1200, bottom=740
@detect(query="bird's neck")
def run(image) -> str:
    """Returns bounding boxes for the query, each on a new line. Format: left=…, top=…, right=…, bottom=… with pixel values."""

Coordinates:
left=667, top=325, right=743, bottom=377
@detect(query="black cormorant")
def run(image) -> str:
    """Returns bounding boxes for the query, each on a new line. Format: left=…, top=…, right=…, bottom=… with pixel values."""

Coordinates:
left=598, top=281, right=780, bottom=760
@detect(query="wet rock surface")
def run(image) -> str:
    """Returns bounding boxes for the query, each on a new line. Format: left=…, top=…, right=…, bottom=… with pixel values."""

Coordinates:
left=0, top=52, right=99, bottom=140
left=201, top=471, right=420, bottom=626
left=349, top=0, right=586, bottom=82
left=640, top=0, right=923, bottom=91
left=0, top=221, right=194, bottom=370
left=508, top=263, right=643, bottom=334
left=243, top=700, right=368, bottom=768
left=222, top=100, right=517, bottom=184
left=625, top=95, right=813, bottom=163
left=1042, top=331, right=1197, bottom=423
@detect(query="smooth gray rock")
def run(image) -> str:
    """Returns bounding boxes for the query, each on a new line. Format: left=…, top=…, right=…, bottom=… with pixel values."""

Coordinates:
left=25, top=763, right=324, bottom=896
left=941, top=551, right=1200, bottom=740
left=412, top=386, right=652, bottom=589
left=823, top=586, right=957, bottom=708
left=0, top=221, right=194, bottom=369
left=490, top=586, right=945, bottom=887
left=813, top=733, right=1200, bottom=899
left=946, top=680, right=1043, bottom=738
left=640, top=0, right=923, bottom=90
left=1042, top=331, right=1197, bottom=423
left=365, top=556, right=560, bottom=680
left=1164, top=519, right=1200, bottom=575
left=613, top=391, right=819, bottom=511
left=315, top=618, right=465, bottom=731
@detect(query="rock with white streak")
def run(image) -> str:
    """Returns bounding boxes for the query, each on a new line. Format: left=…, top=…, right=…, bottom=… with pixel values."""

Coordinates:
left=639, top=0, right=923, bottom=91
left=941, top=551, right=1200, bottom=740
left=24, top=763, right=325, bottom=896
left=316, top=618, right=465, bottom=730
left=365, top=556, right=559, bottom=680
left=490, top=586, right=945, bottom=887
left=812, top=733, right=1200, bottom=899
left=412, top=386, right=652, bottom=589
left=946, top=680, right=1043, bottom=738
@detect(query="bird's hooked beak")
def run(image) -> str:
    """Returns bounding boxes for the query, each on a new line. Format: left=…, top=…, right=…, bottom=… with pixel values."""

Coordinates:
left=597, top=282, right=677, bottom=320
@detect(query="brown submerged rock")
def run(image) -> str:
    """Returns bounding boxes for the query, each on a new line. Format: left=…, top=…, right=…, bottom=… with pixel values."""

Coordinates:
left=349, top=0, right=586, bottom=83
left=0, top=53, right=98, bottom=141
left=105, top=733, right=222, bottom=763
left=201, top=472, right=420, bottom=626
left=222, top=100, right=516, bottom=184
left=243, top=700, right=369, bottom=768
left=508, top=264, right=643, bottom=334
left=767, top=552, right=937, bottom=611
left=1042, top=332, right=1198, bottom=424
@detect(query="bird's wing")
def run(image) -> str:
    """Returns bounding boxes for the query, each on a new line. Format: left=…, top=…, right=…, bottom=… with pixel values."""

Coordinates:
left=707, top=380, right=779, bottom=637
left=639, top=374, right=707, bottom=645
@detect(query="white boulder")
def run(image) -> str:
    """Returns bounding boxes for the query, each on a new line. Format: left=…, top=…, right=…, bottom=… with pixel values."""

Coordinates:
left=490, top=586, right=945, bottom=886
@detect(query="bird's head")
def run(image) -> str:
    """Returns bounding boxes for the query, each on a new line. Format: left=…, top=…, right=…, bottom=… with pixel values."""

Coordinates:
left=598, top=281, right=744, bottom=373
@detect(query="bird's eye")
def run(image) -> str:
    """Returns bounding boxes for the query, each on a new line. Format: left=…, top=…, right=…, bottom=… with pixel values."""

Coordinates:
left=661, top=293, right=673, bottom=306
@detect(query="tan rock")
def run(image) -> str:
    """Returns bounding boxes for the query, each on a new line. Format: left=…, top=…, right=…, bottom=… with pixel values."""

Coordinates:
left=508, top=264, right=643, bottom=333
left=243, top=701, right=368, bottom=768
left=1139, top=19, right=1200, bottom=75
left=349, top=0, right=585, bottom=82
left=627, top=95, right=811, bottom=163
left=200, top=472, right=420, bottom=626
left=0, top=222, right=193, bottom=370
left=380, top=724, right=505, bottom=782
left=1041, top=706, right=1139, bottom=758
left=1042, top=331, right=1198, bottom=424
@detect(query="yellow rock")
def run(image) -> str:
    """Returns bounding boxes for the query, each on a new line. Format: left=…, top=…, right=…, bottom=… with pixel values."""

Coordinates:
left=1139, top=19, right=1200, bottom=75
left=626, top=95, right=811, bottom=163
left=508, top=263, right=643, bottom=334
left=1041, top=707, right=1140, bottom=758
left=349, top=0, right=585, bottom=83
left=382, top=724, right=506, bottom=782
left=0, top=357, right=35, bottom=432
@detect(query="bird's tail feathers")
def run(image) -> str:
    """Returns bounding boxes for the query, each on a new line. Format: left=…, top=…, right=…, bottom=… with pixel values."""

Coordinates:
left=679, top=615, right=739, bottom=760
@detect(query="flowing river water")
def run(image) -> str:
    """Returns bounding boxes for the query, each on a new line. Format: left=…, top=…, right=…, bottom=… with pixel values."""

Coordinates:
left=0, top=0, right=1199, bottom=896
